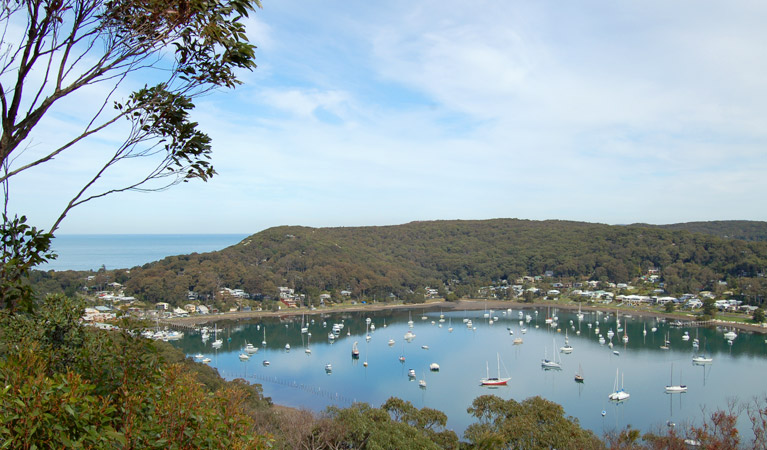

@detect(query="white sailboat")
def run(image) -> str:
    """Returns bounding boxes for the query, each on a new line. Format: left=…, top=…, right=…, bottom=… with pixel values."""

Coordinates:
left=692, top=337, right=713, bottom=364
left=480, top=353, right=511, bottom=386
left=541, top=338, right=562, bottom=369
left=664, top=363, right=687, bottom=393
left=211, top=324, right=223, bottom=348
left=560, top=329, right=573, bottom=353
left=608, top=368, right=630, bottom=401
left=261, top=327, right=267, bottom=347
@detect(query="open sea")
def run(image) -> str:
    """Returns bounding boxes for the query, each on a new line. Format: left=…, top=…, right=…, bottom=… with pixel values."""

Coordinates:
left=38, top=234, right=248, bottom=271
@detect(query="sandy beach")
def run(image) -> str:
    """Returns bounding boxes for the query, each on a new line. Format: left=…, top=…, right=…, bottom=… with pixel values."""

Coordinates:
left=162, top=298, right=767, bottom=334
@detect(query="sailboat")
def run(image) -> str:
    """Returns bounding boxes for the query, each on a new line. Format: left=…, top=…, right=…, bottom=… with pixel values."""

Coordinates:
left=542, top=338, right=562, bottom=369
left=560, top=329, right=573, bottom=353
left=351, top=341, right=360, bottom=359
left=480, top=353, right=511, bottom=386
left=261, top=327, right=267, bottom=347
left=622, top=324, right=629, bottom=344
left=419, top=372, right=427, bottom=388
left=608, top=368, right=630, bottom=401
left=211, top=324, right=223, bottom=348
left=692, top=337, right=713, bottom=364
left=576, top=303, right=584, bottom=321
left=448, top=317, right=453, bottom=333
left=660, top=331, right=670, bottom=350
left=305, top=332, right=312, bottom=354
left=574, top=364, right=584, bottom=383
left=664, top=363, right=687, bottom=393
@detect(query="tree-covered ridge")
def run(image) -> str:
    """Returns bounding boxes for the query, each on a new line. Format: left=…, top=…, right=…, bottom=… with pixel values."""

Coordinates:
left=640, top=220, right=767, bottom=242
left=31, top=219, right=767, bottom=305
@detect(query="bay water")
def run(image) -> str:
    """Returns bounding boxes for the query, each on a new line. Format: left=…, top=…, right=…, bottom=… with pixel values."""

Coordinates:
left=171, top=308, right=767, bottom=441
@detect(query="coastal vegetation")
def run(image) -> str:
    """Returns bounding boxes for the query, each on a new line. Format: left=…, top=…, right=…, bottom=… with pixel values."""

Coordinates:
left=29, top=219, right=767, bottom=312
left=3, top=295, right=767, bottom=448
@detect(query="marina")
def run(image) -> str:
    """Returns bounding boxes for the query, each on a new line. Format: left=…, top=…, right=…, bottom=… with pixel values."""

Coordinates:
left=171, top=306, right=767, bottom=438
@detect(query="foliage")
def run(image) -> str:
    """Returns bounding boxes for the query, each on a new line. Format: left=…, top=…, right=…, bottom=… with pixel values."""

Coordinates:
left=0, top=215, right=55, bottom=312
left=464, top=394, right=604, bottom=449
left=0, top=0, right=261, bottom=308
left=32, top=219, right=767, bottom=306
left=0, top=295, right=271, bottom=449
left=702, top=297, right=717, bottom=318
left=645, top=220, right=767, bottom=242
left=664, top=302, right=676, bottom=313
left=319, top=400, right=458, bottom=450
left=754, top=307, right=765, bottom=324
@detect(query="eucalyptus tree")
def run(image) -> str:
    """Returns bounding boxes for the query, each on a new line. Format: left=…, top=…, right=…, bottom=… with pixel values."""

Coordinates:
left=0, top=0, right=260, bottom=309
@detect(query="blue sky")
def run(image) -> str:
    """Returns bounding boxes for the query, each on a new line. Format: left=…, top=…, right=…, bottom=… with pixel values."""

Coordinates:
left=9, top=0, right=767, bottom=234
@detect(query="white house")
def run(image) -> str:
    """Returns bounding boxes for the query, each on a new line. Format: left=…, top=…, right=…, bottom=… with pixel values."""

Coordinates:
left=685, top=299, right=703, bottom=308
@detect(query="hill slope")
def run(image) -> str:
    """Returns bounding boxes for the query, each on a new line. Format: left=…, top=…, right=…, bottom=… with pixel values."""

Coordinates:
left=650, top=220, right=767, bottom=241
left=75, top=219, right=765, bottom=305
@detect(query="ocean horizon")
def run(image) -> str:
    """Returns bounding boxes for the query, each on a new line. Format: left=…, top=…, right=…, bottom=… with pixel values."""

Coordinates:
left=37, top=234, right=249, bottom=272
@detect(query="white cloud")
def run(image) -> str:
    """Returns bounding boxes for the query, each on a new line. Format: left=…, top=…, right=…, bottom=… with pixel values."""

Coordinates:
left=9, top=0, right=767, bottom=234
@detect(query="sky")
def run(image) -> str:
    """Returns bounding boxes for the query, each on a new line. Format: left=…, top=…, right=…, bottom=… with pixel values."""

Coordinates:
left=7, top=0, right=767, bottom=234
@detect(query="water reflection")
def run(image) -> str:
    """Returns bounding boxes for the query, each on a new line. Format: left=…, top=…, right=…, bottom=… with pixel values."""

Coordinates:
left=170, top=306, right=767, bottom=438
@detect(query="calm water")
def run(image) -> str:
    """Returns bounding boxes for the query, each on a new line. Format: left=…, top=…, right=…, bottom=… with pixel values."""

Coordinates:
left=38, top=234, right=248, bottom=271
left=171, top=307, right=767, bottom=440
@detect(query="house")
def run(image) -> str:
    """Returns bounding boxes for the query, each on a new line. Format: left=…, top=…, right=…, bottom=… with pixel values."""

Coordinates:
left=686, top=299, right=703, bottom=309
left=547, top=290, right=561, bottom=296
left=155, top=302, right=170, bottom=310
left=620, top=294, right=651, bottom=305
left=196, top=305, right=209, bottom=314
left=654, top=296, right=678, bottom=305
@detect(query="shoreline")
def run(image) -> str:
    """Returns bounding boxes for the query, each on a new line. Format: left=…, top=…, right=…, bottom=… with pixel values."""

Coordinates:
left=161, top=298, right=767, bottom=335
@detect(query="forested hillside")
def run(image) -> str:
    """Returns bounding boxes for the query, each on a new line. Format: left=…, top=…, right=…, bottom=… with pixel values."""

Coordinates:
left=31, top=219, right=767, bottom=305
left=650, top=220, right=767, bottom=241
